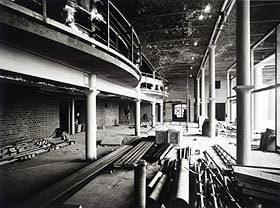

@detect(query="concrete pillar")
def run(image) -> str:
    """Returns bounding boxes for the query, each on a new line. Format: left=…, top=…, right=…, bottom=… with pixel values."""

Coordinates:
left=151, top=100, right=156, bottom=127
left=276, top=24, right=280, bottom=149
left=254, top=64, right=264, bottom=130
left=68, top=100, right=71, bottom=134
left=235, top=0, right=253, bottom=165
left=226, top=71, right=230, bottom=125
left=208, top=44, right=216, bottom=138
left=135, top=99, right=141, bottom=136
left=201, top=68, right=206, bottom=117
left=86, top=74, right=99, bottom=160
left=160, top=102, right=164, bottom=125
left=71, top=99, right=75, bottom=135
left=196, top=77, right=200, bottom=121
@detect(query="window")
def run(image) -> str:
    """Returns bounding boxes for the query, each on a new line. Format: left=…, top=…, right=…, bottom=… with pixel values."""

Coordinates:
left=172, top=104, right=187, bottom=121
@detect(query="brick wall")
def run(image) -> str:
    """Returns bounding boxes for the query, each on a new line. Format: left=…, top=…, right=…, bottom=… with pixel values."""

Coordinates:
left=96, top=100, right=119, bottom=127
left=0, top=83, right=59, bottom=147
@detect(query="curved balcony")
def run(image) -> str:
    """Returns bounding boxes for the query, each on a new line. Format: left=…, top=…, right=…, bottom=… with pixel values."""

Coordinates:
left=140, top=72, right=169, bottom=98
left=0, top=0, right=147, bottom=87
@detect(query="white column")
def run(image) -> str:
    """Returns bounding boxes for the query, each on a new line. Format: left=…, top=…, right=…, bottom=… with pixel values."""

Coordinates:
left=68, top=100, right=71, bottom=134
left=254, top=64, right=263, bottom=130
left=135, top=99, right=141, bottom=136
left=151, top=99, right=156, bottom=127
left=226, top=71, right=230, bottom=125
left=71, top=99, right=75, bottom=135
left=208, top=44, right=216, bottom=138
left=86, top=74, right=99, bottom=160
left=201, top=68, right=206, bottom=117
left=235, top=0, right=253, bottom=165
left=160, top=101, right=164, bottom=125
left=196, top=77, right=200, bottom=121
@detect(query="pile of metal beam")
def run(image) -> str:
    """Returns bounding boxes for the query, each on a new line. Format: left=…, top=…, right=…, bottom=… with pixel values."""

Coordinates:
left=113, top=140, right=154, bottom=168
left=147, top=158, right=190, bottom=208
left=14, top=145, right=133, bottom=208
left=177, top=146, right=190, bottom=160
left=152, top=143, right=173, bottom=162
left=0, top=137, right=75, bottom=166
left=233, top=165, right=280, bottom=203
left=212, top=144, right=236, bottom=168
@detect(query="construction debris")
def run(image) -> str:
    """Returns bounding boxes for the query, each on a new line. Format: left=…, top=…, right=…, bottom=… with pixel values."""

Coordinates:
left=233, top=165, right=280, bottom=202
left=14, top=145, right=133, bottom=208
left=0, top=134, right=74, bottom=166
left=113, top=140, right=154, bottom=168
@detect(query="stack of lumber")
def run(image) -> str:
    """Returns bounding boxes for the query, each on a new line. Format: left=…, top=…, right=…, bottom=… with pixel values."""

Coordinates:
left=0, top=137, right=75, bottom=166
left=233, top=165, right=280, bottom=202
left=14, top=145, right=133, bottom=208
left=113, top=140, right=154, bottom=168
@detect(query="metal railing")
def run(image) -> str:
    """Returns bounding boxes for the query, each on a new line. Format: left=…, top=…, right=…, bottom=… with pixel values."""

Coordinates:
left=7, top=0, right=148, bottom=73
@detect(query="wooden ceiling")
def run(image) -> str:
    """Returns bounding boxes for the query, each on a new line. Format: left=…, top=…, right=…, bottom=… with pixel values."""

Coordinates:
left=111, top=0, right=280, bottom=80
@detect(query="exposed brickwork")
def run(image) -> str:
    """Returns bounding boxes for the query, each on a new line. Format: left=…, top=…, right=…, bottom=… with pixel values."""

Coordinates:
left=96, top=100, right=119, bottom=127
left=0, top=83, right=59, bottom=147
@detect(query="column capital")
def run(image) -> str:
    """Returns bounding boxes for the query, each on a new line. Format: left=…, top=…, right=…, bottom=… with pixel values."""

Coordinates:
left=208, top=44, right=216, bottom=49
left=208, top=98, right=216, bottom=101
left=134, top=98, right=142, bottom=102
left=201, top=67, right=205, bottom=72
left=85, top=88, right=100, bottom=96
left=233, top=85, right=254, bottom=93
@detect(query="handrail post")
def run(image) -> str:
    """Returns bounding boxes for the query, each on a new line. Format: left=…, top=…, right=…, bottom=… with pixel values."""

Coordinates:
left=131, top=26, right=134, bottom=62
left=42, top=0, right=47, bottom=22
left=107, top=0, right=110, bottom=48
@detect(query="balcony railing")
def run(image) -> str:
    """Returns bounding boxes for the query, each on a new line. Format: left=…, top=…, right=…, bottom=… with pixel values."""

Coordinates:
left=4, top=0, right=148, bottom=75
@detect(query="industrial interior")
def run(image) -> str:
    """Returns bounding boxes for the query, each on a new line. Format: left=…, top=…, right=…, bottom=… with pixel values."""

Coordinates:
left=0, top=0, right=279, bottom=207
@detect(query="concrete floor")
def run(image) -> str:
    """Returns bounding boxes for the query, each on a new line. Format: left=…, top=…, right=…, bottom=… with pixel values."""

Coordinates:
left=0, top=123, right=279, bottom=208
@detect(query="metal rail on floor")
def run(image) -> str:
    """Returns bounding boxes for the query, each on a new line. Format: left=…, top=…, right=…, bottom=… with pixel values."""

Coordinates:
left=14, top=145, right=133, bottom=208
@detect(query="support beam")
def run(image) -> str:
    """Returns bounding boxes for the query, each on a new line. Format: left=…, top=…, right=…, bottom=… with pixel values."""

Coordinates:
left=71, top=99, right=75, bottom=135
left=208, top=44, right=216, bottom=138
left=235, top=0, right=253, bottom=165
left=254, top=64, right=264, bottom=130
left=68, top=100, right=71, bottom=134
left=151, top=100, right=156, bottom=127
left=196, top=77, right=200, bottom=122
left=201, top=68, right=206, bottom=117
left=226, top=71, right=230, bottom=125
left=276, top=24, right=280, bottom=150
left=160, top=102, right=164, bottom=125
left=86, top=74, right=100, bottom=160
left=135, top=99, right=141, bottom=136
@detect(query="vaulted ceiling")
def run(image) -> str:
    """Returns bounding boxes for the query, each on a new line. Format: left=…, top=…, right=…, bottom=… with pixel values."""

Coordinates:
left=112, top=0, right=280, bottom=80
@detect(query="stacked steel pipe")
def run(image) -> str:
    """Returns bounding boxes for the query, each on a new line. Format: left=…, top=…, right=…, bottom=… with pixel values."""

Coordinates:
left=14, top=145, right=133, bottom=208
left=212, top=144, right=236, bottom=168
left=113, top=140, right=154, bottom=168
left=153, top=143, right=173, bottom=162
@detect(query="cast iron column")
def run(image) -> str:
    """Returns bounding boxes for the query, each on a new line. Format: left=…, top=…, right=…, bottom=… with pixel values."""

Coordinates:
left=160, top=101, right=164, bottom=125
left=209, top=44, right=216, bottom=138
left=86, top=74, right=99, bottom=160
left=201, top=67, right=206, bottom=117
left=235, top=0, right=253, bottom=165
left=196, top=77, right=200, bottom=122
left=135, top=99, right=141, bottom=136
left=71, top=99, right=75, bottom=135
left=226, top=71, right=230, bottom=125
left=151, top=99, right=156, bottom=127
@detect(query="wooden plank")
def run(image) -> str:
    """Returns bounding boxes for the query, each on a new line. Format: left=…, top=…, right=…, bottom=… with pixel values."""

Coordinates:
left=233, top=166, right=280, bottom=184
left=237, top=181, right=280, bottom=195
left=241, top=188, right=280, bottom=201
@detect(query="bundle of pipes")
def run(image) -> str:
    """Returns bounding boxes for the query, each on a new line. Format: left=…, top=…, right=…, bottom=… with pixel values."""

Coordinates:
left=113, top=140, right=154, bottom=168
left=147, top=159, right=190, bottom=208
left=192, top=153, right=261, bottom=208
left=212, top=144, right=236, bottom=168
left=15, top=145, right=133, bottom=208
left=0, top=138, right=75, bottom=166
left=152, top=143, right=173, bottom=162
left=177, top=146, right=190, bottom=160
